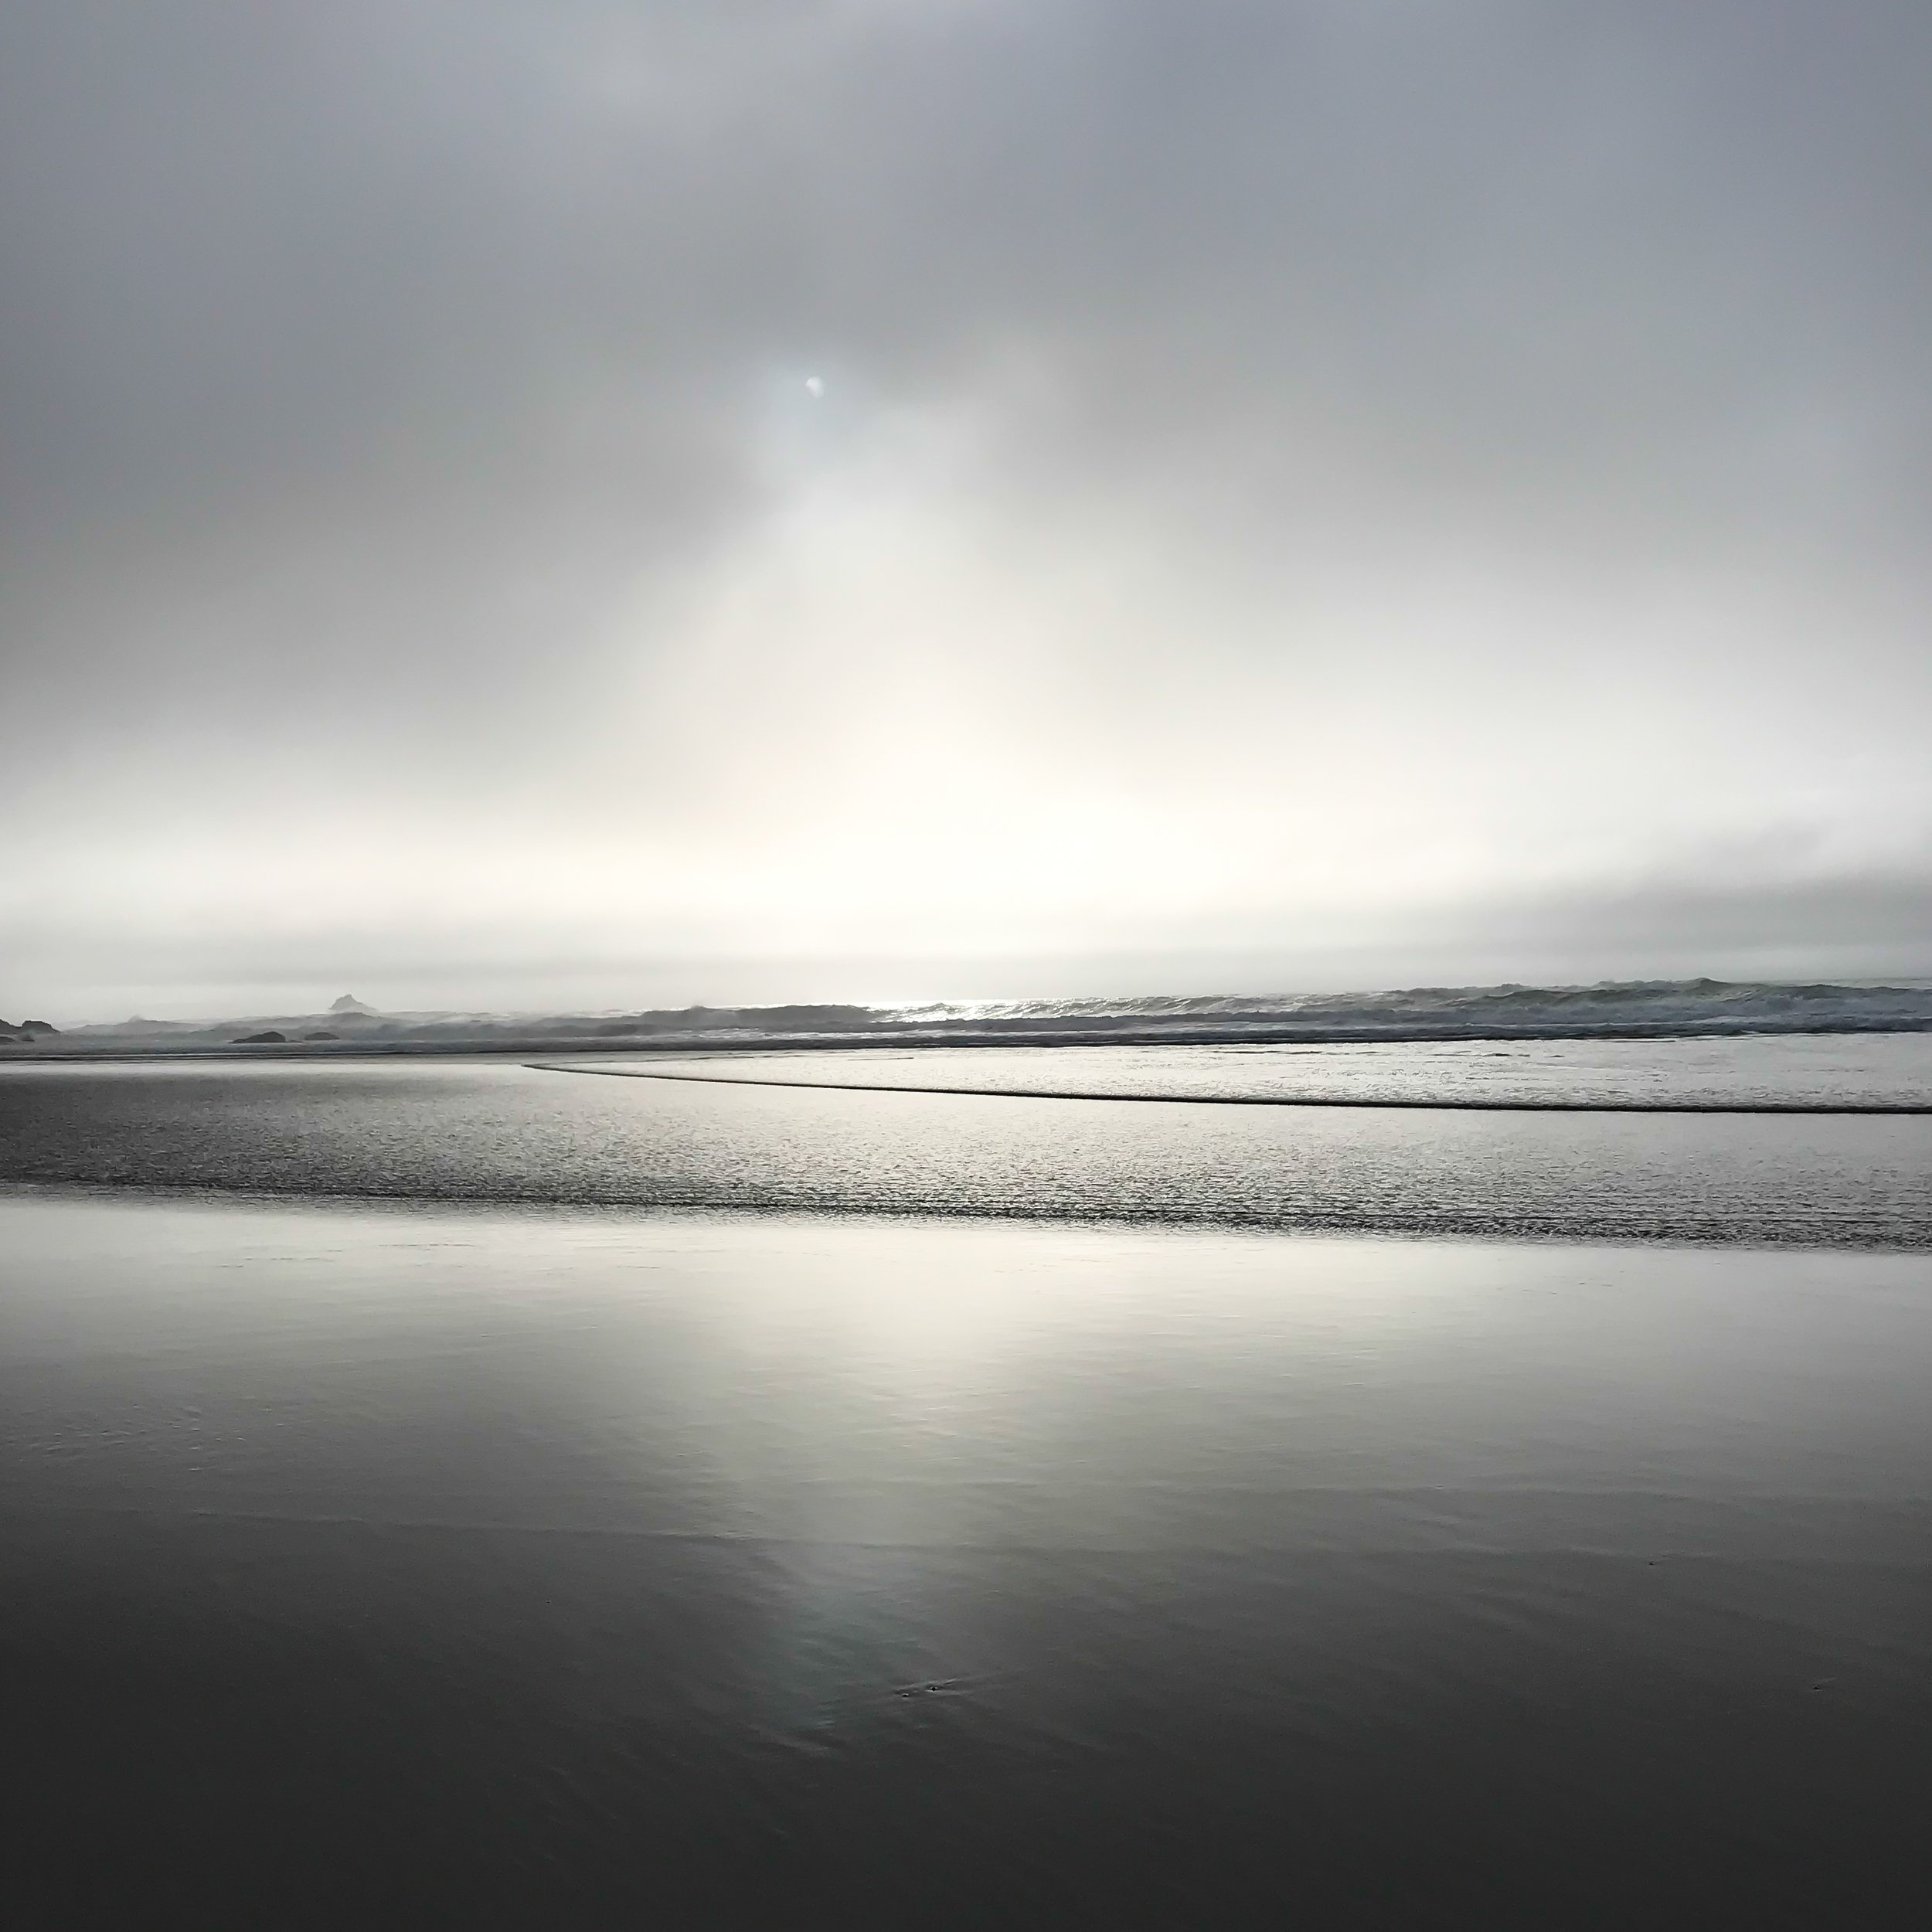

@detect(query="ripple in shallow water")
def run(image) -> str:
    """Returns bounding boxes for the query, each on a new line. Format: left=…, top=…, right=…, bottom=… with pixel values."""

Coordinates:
left=2, top=1050, right=1932, bottom=1244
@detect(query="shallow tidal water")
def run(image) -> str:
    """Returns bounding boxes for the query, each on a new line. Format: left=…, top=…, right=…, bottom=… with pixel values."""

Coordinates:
left=4, top=1050, right=1932, bottom=1243
left=592, top=1028, right=1932, bottom=1110
left=2, top=1051, right=1930, bottom=1924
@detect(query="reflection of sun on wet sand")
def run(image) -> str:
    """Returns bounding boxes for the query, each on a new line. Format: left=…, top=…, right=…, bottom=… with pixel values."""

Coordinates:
left=5, top=1185, right=1929, bottom=1920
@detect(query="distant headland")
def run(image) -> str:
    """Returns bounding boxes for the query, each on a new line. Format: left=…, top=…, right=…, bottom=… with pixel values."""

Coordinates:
left=4, top=978, right=1932, bottom=1060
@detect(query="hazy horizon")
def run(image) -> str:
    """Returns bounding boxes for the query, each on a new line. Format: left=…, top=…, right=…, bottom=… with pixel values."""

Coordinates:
left=24, top=961, right=1932, bottom=1037
left=6, top=3, right=1931, bottom=1018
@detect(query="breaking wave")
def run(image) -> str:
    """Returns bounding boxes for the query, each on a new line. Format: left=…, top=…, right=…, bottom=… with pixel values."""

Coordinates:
left=869, top=978, right=1932, bottom=1042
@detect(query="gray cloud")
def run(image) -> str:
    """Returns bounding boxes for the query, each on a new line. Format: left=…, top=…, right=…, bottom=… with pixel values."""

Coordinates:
left=3, top=1, right=1930, bottom=1016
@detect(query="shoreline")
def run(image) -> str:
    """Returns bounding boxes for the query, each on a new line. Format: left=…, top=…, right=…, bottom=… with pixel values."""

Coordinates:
left=6, top=1172, right=1929, bottom=1256
left=536, top=1060, right=1932, bottom=1115
left=9, top=1014, right=1932, bottom=1064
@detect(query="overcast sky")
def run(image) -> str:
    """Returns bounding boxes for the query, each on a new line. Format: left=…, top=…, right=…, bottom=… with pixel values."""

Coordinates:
left=4, top=0, right=1930, bottom=1019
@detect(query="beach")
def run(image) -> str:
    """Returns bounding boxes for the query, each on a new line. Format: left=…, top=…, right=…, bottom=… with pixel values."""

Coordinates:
left=5, top=1052, right=1930, bottom=1923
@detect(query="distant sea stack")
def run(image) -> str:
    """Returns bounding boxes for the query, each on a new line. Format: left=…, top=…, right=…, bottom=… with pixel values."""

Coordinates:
left=329, top=994, right=376, bottom=1016
left=233, top=1030, right=288, bottom=1045
left=0, top=1019, right=58, bottom=1042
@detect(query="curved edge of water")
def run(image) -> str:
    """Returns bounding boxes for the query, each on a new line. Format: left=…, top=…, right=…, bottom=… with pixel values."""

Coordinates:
left=529, top=1063, right=1932, bottom=1115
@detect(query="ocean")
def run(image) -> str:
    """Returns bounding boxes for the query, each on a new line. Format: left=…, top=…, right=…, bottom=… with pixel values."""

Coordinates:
left=2, top=1038, right=1929, bottom=1924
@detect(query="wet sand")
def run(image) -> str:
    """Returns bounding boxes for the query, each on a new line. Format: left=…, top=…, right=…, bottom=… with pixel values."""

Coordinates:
left=5, top=1189, right=1928, bottom=1926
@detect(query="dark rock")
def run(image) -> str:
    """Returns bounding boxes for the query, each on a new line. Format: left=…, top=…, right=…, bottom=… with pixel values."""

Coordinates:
left=301, top=1031, right=340, bottom=1042
left=20, top=1020, right=57, bottom=1035
left=233, top=1030, right=288, bottom=1045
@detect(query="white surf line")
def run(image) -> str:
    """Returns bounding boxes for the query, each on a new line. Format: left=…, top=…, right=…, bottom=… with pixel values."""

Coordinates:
left=528, top=1063, right=1932, bottom=1114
